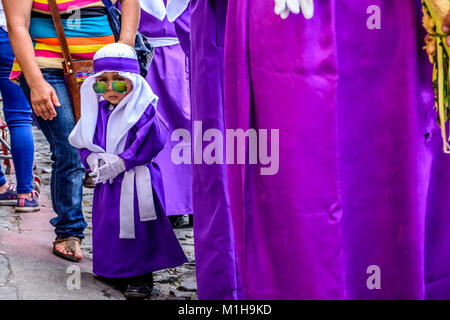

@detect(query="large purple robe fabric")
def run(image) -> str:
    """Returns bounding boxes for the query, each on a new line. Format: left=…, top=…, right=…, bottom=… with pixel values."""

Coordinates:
left=224, top=0, right=444, bottom=299
left=336, top=0, right=429, bottom=299
left=79, top=101, right=188, bottom=278
left=225, top=0, right=344, bottom=299
left=419, top=4, right=450, bottom=301
left=190, top=0, right=242, bottom=299
left=139, top=9, right=193, bottom=216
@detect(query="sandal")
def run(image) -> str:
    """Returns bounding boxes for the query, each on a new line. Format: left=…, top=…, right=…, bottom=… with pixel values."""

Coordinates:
left=53, top=236, right=82, bottom=262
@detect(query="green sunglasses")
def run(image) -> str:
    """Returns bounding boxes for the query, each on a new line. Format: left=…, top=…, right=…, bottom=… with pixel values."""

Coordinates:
left=93, top=80, right=128, bottom=94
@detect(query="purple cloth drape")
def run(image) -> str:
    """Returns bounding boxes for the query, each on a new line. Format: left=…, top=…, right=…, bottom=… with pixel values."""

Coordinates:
left=225, top=0, right=344, bottom=299
left=189, top=0, right=242, bottom=299
left=336, top=0, right=429, bottom=299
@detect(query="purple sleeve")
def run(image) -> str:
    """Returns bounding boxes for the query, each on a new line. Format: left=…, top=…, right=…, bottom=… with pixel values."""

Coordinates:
left=174, top=7, right=191, bottom=57
left=118, top=106, right=168, bottom=171
left=78, top=148, right=92, bottom=171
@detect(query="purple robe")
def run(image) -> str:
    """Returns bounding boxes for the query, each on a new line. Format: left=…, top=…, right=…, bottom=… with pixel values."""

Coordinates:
left=139, top=8, right=193, bottom=216
left=190, top=0, right=242, bottom=299
left=225, top=0, right=344, bottom=299
left=79, top=100, right=187, bottom=278
left=336, top=0, right=428, bottom=299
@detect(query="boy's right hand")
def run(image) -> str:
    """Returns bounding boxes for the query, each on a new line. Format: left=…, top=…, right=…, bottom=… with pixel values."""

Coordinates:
left=86, top=153, right=100, bottom=172
left=30, top=80, right=61, bottom=120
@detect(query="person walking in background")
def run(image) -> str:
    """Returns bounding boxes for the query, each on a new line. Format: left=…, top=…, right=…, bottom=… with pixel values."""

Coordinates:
left=138, top=0, right=193, bottom=227
left=3, top=0, right=140, bottom=262
left=0, top=0, right=38, bottom=212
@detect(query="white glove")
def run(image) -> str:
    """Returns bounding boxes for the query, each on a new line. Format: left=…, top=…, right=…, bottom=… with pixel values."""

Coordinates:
left=95, top=153, right=126, bottom=184
left=274, top=0, right=314, bottom=20
left=86, top=153, right=100, bottom=172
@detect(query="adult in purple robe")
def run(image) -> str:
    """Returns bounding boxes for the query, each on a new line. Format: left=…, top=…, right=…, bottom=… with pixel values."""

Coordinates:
left=225, top=0, right=344, bottom=299
left=190, top=0, right=242, bottom=299
left=139, top=3, right=193, bottom=216
left=224, top=0, right=439, bottom=299
left=336, top=0, right=429, bottom=299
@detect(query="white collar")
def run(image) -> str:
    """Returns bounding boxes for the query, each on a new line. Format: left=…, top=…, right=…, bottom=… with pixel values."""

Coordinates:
left=140, top=0, right=190, bottom=22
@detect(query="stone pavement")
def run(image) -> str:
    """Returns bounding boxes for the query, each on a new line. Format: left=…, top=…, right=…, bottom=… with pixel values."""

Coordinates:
left=0, top=124, right=197, bottom=300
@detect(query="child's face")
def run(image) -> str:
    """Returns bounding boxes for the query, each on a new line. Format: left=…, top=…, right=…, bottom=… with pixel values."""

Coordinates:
left=95, top=72, right=133, bottom=105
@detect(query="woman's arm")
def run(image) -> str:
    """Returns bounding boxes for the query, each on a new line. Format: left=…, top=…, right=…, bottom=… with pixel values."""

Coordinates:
left=3, top=0, right=60, bottom=120
left=118, top=0, right=140, bottom=47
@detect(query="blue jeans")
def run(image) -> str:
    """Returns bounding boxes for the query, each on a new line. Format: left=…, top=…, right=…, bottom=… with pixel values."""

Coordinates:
left=0, top=28, right=34, bottom=194
left=19, top=69, right=87, bottom=239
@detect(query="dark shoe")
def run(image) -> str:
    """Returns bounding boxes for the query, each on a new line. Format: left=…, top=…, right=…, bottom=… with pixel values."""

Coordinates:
left=94, top=275, right=128, bottom=292
left=124, top=274, right=153, bottom=299
left=168, top=215, right=184, bottom=228
left=0, top=184, right=18, bottom=206
left=83, top=172, right=96, bottom=188
left=15, top=195, right=40, bottom=212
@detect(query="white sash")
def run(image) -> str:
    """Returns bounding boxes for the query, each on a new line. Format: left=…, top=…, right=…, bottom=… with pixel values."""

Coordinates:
left=148, top=37, right=180, bottom=48
left=119, top=166, right=157, bottom=239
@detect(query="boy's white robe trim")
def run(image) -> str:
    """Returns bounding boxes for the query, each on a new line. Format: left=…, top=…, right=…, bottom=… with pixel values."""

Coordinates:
left=139, top=0, right=190, bottom=22
left=69, top=45, right=159, bottom=239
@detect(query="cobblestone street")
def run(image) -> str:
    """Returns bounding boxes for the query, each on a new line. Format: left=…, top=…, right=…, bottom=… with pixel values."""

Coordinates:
left=0, top=122, right=197, bottom=300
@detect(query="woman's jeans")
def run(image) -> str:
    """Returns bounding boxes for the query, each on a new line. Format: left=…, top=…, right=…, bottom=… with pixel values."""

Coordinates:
left=19, top=69, right=86, bottom=239
left=0, top=28, right=34, bottom=194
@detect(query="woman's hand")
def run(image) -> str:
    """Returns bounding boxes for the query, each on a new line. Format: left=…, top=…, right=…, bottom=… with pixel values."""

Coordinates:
left=29, top=80, right=60, bottom=121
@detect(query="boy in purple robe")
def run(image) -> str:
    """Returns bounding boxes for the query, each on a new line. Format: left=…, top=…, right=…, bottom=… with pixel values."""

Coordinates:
left=69, top=43, right=188, bottom=299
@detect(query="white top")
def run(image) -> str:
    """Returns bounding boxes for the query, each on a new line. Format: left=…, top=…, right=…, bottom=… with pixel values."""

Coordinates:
left=0, top=1, right=7, bottom=32
left=139, top=0, right=189, bottom=22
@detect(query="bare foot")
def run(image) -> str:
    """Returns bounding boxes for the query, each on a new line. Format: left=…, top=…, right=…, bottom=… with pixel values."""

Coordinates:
left=54, top=239, right=83, bottom=260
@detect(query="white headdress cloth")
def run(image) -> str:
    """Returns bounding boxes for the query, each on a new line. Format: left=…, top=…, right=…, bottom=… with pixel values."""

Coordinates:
left=69, top=43, right=159, bottom=239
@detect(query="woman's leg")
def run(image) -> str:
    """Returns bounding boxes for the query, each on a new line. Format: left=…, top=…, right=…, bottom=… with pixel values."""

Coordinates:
left=0, top=28, right=33, bottom=202
left=0, top=78, right=34, bottom=195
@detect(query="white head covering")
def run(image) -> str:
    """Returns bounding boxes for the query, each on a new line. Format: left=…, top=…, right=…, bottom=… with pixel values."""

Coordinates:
left=140, top=0, right=190, bottom=22
left=69, top=43, right=159, bottom=239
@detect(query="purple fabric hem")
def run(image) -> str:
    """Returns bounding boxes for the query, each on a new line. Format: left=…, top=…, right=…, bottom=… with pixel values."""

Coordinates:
left=93, top=257, right=189, bottom=279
